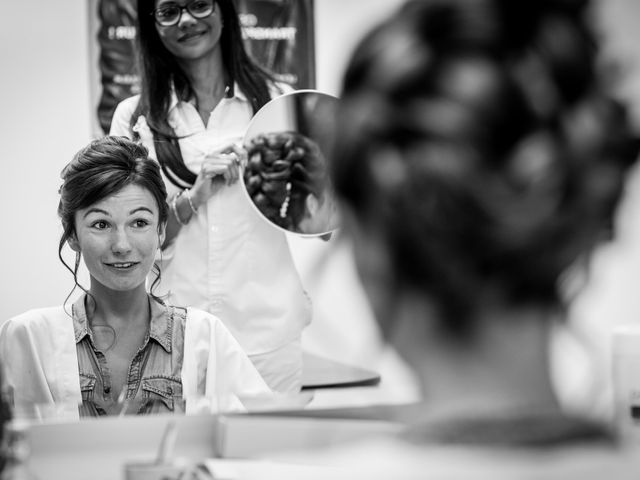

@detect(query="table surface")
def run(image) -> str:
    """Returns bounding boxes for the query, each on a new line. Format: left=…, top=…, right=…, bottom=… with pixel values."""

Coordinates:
left=26, top=411, right=400, bottom=480
left=300, top=352, right=381, bottom=390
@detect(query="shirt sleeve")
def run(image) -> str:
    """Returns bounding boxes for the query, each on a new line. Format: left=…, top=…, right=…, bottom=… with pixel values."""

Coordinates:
left=0, top=309, right=80, bottom=421
left=182, top=308, right=272, bottom=414
left=211, top=316, right=273, bottom=397
left=0, top=316, right=54, bottom=409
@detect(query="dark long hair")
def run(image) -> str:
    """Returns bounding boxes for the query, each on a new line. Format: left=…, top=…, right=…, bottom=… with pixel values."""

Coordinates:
left=132, top=0, right=277, bottom=187
left=58, top=136, right=169, bottom=301
left=332, top=0, right=640, bottom=337
left=0, top=364, right=11, bottom=475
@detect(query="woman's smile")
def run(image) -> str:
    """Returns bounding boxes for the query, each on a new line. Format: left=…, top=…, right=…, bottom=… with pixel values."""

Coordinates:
left=178, top=30, right=207, bottom=43
left=71, top=184, right=164, bottom=293
left=104, top=261, right=140, bottom=270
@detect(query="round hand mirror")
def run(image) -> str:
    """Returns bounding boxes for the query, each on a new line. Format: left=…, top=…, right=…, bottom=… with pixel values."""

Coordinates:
left=242, top=90, right=340, bottom=237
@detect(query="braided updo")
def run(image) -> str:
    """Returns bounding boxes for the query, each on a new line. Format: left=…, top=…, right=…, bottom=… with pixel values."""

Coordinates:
left=332, top=0, right=639, bottom=335
left=245, top=131, right=328, bottom=233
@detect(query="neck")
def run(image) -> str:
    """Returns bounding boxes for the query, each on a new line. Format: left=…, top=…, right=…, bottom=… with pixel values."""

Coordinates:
left=177, top=48, right=227, bottom=101
left=87, top=280, right=149, bottom=329
left=389, top=294, right=561, bottom=422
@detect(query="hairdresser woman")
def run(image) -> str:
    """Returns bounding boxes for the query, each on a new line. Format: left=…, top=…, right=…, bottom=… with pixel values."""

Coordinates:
left=110, top=0, right=310, bottom=393
left=0, top=137, right=270, bottom=420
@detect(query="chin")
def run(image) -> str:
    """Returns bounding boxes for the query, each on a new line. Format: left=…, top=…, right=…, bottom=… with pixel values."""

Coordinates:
left=172, top=39, right=218, bottom=61
left=98, top=277, right=147, bottom=293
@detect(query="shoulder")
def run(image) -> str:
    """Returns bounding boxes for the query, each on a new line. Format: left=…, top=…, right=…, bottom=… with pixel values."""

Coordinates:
left=111, top=95, right=141, bottom=123
left=1, top=306, right=67, bottom=344
left=184, top=307, right=223, bottom=328
left=110, top=94, right=143, bottom=137
left=111, top=95, right=140, bottom=126
left=7, top=305, right=68, bottom=325
left=115, top=94, right=141, bottom=112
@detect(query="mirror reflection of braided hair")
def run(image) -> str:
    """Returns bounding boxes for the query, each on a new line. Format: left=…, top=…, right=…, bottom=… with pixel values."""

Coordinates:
left=245, top=131, right=328, bottom=233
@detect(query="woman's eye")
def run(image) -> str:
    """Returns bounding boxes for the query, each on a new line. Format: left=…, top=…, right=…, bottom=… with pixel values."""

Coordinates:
left=134, top=219, right=150, bottom=228
left=91, top=220, right=109, bottom=230
left=156, top=5, right=178, bottom=18
left=192, top=1, right=209, bottom=10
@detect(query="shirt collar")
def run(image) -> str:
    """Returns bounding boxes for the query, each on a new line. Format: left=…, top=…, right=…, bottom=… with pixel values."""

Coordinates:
left=72, top=294, right=172, bottom=353
left=168, top=81, right=247, bottom=112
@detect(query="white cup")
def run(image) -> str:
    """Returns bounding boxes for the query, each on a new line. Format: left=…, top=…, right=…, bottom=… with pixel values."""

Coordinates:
left=612, top=325, right=640, bottom=440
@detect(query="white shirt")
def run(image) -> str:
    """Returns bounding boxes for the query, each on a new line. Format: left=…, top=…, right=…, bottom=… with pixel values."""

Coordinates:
left=110, top=88, right=311, bottom=355
left=0, top=305, right=272, bottom=421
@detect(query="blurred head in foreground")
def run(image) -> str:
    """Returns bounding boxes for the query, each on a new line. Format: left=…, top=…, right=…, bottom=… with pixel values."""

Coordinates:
left=332, top=0, right=638, bottom=416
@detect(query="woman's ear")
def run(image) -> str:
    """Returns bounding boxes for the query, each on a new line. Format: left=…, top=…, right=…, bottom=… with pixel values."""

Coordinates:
left=67, top=232, right=80, bottom=252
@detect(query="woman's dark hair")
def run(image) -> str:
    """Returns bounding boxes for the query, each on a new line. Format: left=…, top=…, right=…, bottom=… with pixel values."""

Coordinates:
left=58, top=136, right=169, bottom=299
left=332, top=0, right=640, bottom=336
left=245, top=131, right=328, bottom=233
left=0, top=366, right=11, bottom=474
left=132, top=0, right=277, bottom=187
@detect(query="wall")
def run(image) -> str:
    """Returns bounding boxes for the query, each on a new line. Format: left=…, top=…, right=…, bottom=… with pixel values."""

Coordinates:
left=595, top=0, right=640, bottom=129
left=0, top=2, right=93, bottom=320
left=314, top=0, right=404, bottom=95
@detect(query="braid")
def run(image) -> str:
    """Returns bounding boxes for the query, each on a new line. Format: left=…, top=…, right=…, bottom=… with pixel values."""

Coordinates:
left=245, top=131, right=328, bottom=232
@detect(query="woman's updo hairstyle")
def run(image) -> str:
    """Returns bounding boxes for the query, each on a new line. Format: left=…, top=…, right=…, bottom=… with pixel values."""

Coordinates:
left=332, top=0, right=640, bottom=335
left=245, top=131, right=328, bottom=233
left=58, top=136, right=168, bottom=294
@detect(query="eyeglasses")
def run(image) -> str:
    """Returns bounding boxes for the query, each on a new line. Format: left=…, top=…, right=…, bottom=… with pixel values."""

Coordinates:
left=152, top=0, right=215, bottom=27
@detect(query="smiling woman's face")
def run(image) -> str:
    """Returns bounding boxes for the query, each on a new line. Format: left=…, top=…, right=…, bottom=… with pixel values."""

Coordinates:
left=154, top=0, right=223, bottom=62
left=69, top=184, right=164, bottom=293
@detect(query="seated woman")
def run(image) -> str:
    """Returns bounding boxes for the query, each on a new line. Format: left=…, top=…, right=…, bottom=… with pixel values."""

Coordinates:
left=244, top=131, right=339, bottom=235
left=0, top=136, right=271, bottom=420
left=272, top=0, right=640, bottom=477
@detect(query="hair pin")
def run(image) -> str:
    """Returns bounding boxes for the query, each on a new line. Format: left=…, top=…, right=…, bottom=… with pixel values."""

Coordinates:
left=279, top=182, right=292, bottom=218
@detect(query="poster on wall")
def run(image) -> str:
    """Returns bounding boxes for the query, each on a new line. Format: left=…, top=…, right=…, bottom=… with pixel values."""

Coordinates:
left=235, top=0, right=315, bottom=87
left=89, top=0, right=316, bottom=135
left=94, top=0, right=139, bottom=135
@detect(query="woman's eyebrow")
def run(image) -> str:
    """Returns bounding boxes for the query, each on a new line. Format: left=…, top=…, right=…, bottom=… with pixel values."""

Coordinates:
left=129, top=206, right=154, bottom=215
left=83, top=206, right=154, bottom=218
left=83, top=208, right=110, bottom=218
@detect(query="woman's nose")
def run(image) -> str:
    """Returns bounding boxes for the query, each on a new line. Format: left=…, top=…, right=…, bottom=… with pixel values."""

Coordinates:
left=177, top=8, right=198, bottom=27
left=111, top=229, right=132, bottom=254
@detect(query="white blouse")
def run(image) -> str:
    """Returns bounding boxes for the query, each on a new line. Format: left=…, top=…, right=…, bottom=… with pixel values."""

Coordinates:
left=0, top=305, right=272, bottom=421
left=110, top=88, right=311, bottom=355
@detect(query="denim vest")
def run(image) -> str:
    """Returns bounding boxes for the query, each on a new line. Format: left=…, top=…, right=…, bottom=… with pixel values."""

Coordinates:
left=72, top=295, right=186, bottom=417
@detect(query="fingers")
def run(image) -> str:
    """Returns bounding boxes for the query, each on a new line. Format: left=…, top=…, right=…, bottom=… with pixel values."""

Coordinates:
left=209, top=142, right=248, bottom=168
left=229, top=143, right=249, bottom=169
left=200, top=155, right=240, bottom=185
left=194, top=142, right=248, bottom=188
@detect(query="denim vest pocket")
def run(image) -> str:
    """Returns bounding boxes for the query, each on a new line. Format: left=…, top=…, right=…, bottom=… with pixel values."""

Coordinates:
left=140, top=376, right=183, bottom=412
left=79, top=373, right=97, bottom=403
